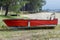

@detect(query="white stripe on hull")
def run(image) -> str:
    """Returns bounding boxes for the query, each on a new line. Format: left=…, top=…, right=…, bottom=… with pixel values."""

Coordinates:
left=28, top=21, right=30, bottom=27
left=31, top=25, right=56, bottom=27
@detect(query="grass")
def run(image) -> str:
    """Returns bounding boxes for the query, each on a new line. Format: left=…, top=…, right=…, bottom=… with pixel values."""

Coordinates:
left=0, top=28, right=60, bottom=40
left=0, top=15, right=8, bottom=29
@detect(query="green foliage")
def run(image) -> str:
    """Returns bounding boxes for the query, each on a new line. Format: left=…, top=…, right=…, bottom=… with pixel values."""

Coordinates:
left=9, top=0, right=28, bottom=13
left=25, top=0, right=46, bottom=12
left=0, top=0, right=28, bottom=13
left=0, top=0, right=46, bottom=13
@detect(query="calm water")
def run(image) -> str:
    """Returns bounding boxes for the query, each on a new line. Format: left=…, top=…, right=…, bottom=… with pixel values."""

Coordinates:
left=43, top=0, right=60, bottom=10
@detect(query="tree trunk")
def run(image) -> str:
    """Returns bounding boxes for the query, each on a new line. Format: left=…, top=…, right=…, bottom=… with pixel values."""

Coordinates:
left=1, top=6, right=3, bottom=15
left=5, top=5, right=9, bottom=16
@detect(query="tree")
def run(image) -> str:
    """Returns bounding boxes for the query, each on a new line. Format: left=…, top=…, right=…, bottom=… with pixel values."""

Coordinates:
left=21, top=0, right=46, bottom=12
left=30, top=0, right=46, bottom=12
left=0, top=0, right=28, bottom=16
left=9, top=0, right=28, bottom=13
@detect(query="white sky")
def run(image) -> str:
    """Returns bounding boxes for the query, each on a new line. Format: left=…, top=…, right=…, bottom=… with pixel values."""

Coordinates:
left=43, top=0, right=60, bottom=10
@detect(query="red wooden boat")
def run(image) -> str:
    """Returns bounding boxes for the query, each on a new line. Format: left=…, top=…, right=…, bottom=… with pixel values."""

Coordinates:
left=3, top=13, right=58, bottom=28
left=3, top=18, right=58, bottom=27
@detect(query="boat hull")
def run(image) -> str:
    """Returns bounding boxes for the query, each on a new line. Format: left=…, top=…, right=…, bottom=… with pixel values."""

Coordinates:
left=3, top=19, right=58, bottom=27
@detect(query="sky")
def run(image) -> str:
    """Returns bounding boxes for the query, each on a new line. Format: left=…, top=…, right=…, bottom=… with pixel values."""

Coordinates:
left=42, top=0, right=60, bottom=10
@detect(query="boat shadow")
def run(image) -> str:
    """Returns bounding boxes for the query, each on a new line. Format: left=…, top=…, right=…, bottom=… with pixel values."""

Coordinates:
left=0, top=27, right=55, bottom=31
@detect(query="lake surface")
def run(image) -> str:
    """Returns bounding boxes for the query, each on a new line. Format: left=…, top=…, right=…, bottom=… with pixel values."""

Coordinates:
left=42, top=0, right=60, bottom=10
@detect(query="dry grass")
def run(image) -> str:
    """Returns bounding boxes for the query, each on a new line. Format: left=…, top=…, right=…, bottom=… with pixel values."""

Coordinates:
left=0, top=25, right=59, bottom=40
